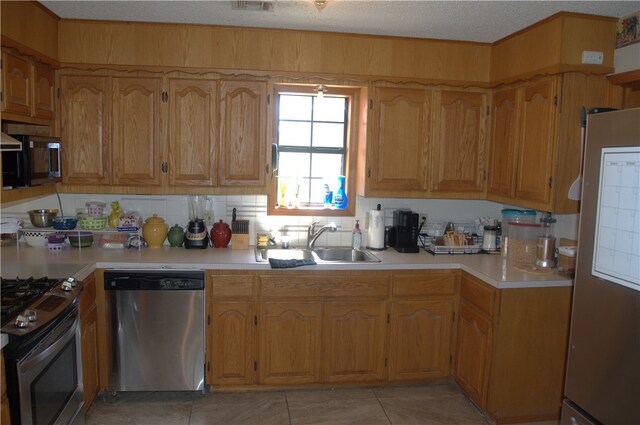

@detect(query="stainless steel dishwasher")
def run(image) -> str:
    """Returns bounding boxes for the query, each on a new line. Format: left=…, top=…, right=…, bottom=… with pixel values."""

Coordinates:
left=104, top=270, right=205, bottom=392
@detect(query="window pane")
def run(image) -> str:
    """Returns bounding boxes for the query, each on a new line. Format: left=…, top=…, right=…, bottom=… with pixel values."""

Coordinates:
left=279, top=152, right=310, bottom=178
left=298, top=177, right=311, bottom=204
left=279, top=121, right=311, bottom=147
left=312, top=123, right=344, bottom=148
left=279, top=95, right=312, bottom=121
left=311, top=153, right=342, bottom=178
left=314, top=97, right=346, bottom=122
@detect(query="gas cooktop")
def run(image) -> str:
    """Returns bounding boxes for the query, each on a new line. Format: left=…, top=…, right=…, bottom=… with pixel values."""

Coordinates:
left=1, top=277, right=61, bottom=327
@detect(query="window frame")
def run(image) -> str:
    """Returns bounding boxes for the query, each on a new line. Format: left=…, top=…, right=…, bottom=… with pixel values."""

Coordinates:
left=268, top=84, right=362, bottom=217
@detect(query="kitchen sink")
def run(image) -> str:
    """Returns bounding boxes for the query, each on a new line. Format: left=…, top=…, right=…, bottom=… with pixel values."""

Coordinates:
left=255, top=247, right=380, bottom=263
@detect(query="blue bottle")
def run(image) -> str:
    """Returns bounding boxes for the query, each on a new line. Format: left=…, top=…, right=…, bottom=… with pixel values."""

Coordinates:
left=333, top=176, right=348, bottom=209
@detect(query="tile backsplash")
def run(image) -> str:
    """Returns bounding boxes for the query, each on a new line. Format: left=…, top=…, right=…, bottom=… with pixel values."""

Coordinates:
left=1, top=193, right=579, bottom=247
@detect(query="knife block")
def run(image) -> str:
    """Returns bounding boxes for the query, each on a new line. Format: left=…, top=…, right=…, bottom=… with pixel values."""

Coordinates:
left=231, top=219, right=250, bottom=250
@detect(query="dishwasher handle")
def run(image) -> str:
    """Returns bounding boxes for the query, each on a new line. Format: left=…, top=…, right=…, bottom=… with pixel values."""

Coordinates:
left=104, top=270, right=204, bottom=291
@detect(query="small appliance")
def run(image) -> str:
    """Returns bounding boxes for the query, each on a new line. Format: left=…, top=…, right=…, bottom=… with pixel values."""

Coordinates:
left=392, top=209, right=419, bottom=253
left=1, top=135, right=61, bottom=188
left=185, top=196, right=209, bottom=249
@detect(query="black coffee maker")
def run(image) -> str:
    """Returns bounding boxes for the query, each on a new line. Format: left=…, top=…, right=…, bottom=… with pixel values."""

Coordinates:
left=392, top=209, right=419, bottom=253
left=185, top=196, right=209, bottom=249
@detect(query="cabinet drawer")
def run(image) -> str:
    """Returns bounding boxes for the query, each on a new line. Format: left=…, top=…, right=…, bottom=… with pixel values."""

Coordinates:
left=210, top=275, right=256, bottom=299
left=259, top=272, right=390, bottom=299
left=393, top=271, right=458, bottom=297
left=460, top=273, right=496, bottom=316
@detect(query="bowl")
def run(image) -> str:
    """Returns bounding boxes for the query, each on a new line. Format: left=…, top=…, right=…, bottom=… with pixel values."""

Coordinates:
left=67, top=231, right=94, bottom=248
left=23, top=231, right=48, bottom=247
left=47, top=233, right=67, bottom=244
left=52, top=217, right=78, bottom=230
left=28, top=209, right=58, bottom=228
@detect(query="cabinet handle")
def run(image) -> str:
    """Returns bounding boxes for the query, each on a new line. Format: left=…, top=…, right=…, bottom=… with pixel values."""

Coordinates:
left=548, top=177, right=553, bottom=188
left=367, top=168, right=371, bottom=178
left=161, top=162, right=168, bottom=173
left=265, top=163, right=269, bottom=174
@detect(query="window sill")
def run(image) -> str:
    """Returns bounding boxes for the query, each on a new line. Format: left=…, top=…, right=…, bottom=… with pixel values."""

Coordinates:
left=267, top=204, right=355, bottom=217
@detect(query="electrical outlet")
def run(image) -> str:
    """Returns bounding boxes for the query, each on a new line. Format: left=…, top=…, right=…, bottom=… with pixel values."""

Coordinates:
left=581, top=50, right=603, bottom=65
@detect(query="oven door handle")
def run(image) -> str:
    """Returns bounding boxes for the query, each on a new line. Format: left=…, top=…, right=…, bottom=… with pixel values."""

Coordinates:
left=19, top=308, right=79, bottom=371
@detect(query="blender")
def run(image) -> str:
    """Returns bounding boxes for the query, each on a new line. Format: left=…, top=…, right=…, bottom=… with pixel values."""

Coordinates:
left=535, top=214, right=556, bottom=268
left=185, top=196, right=209, bottom=249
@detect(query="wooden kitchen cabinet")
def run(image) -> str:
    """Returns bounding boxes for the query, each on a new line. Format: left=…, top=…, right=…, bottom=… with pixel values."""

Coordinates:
left=111, top=77, right=163, bottom=186
left=167, top=78, right=217, bottom=187
left=219, top=80, right=267, bottom=187
left=431, top=90, right=487, bottom=196
left=454, top=272, right=572, bottom=423
left=258, top=302, right=322, bottom=385
left=79, top=273, right=99, bottom=410
left=1, top=350, right=10, bottom=425
left=59, top=74, right=111, bottom=185
left=487, top=73, right=620, bottom=213
left=389, top=270, right=458, bottom=382
left=366, top=86, right=431, bottom=194
left=1, top=49, right=55, bottom=123
left=322, top=302, right=387, bottom=383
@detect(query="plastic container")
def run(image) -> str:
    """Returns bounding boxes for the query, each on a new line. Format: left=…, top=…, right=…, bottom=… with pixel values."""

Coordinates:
left=501, top=209, right=536, bottom=256
left=482, top=225, right=498, bottom=251
left=333, top=176, right=348, bottom=209
left=352, top=220, right=362, bottom=250
left=80, top=215, right=107, bottom=230
left=85, top=201, right=106, bottom=217
left=558, top=246, right=577, bottom=277
left=507, top=222, right=541, bottom=265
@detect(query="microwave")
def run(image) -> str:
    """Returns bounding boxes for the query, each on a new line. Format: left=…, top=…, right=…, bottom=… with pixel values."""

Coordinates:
left=1, top=135, right=61, bottom=188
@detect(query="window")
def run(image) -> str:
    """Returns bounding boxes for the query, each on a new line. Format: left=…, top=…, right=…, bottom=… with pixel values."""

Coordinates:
left=268, top=84, right=361, bottom=216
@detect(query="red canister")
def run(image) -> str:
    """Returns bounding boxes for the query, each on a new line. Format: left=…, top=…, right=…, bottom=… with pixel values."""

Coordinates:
left=211, top=220, right=232, bottom=248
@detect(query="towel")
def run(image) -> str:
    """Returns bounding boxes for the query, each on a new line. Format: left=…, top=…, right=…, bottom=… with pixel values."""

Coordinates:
left=268, top=258, right=317, bottom=269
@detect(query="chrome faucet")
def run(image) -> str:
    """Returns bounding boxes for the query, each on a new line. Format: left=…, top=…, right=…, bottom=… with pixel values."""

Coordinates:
left=307, top=221, right=337, bottom=249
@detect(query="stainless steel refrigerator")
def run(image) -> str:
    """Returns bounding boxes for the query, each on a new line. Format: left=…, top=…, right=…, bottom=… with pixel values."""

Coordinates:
left=562, top=108, right=640, bottom=425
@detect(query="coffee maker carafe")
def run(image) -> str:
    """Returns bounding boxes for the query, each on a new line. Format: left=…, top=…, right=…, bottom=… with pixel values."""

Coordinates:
left=392, top=209, right=420, bottom=253
left=185, top=196, right=209, bottom=249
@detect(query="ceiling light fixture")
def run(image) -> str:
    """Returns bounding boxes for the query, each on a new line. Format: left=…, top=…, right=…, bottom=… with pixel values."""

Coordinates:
left=313, top=0, right=328, bottom=11
left=314, top=84, right=328, bottom=98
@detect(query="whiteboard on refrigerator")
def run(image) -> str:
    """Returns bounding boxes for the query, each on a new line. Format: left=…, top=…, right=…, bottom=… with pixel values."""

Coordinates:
left=592, top=146, right=640, bottom=291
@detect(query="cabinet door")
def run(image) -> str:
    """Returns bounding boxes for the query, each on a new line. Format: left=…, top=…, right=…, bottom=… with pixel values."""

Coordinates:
left=258, top=302, right=322, bottom=385
left=368, top=87, right=430, bottom=191
left=389, top=300, right=454, bottom=381
left=2, top=50, right=31, bottom=115
left=112, top=77, right=163, bottom=186
left=487, top=89, right=519, bottom=199
left=454, top=303, right=492, bottom=409
left=168, top=78, right=217, bottom=187
left=32, top=64, right=55, bottom=119
left=81, top=303, right=99, bottom=410
left=210, top=303, right=255, bottom=386
left=431, top=90, right=486, bottom=193
left=60, top=75, right=111, bottom=185
left=322, top=302, right=387, bottom=383
left=516, top=79, right=558, bottom=206
left=219, top=80, right=267, bottom=187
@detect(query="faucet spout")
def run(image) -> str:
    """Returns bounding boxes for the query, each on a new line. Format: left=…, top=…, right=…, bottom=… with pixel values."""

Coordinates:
left=307, top=221, right=337, bottom=249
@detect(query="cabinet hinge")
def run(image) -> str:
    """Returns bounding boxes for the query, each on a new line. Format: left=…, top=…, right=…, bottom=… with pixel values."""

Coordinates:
left=369, top=99, right=373, bottom=110
left=207, top=315, right=210, bottom=325
left=486, top=105, right=489, bottom=116
left=384, top=358, right=388, bottom=368
left=387, top=313, right=390, bottom=324
left=0, top=91, right=3, bottom=102
left=161, top=162, right=168, bottom=173
left=254, top=361, right=257, bottom=371
left=482, top=170, right=487, bottom=181
left=452, top=312, right=455, bottom=322
left=265, top=163, right=269, bottom=174
left=254, top=315, right=258, bottom=326
left=267, top=94, right=271, bottom=105
left=207, top=362, right=211, bottom=372
left=548, top=176, right=553, bottom=188
left=553, top=95, right=558, bottom=106
left=57, top=88, right=60, bottom=99
left=449, top=355, right=452, bottom=365
left=367, top=168, right=371, bottom=178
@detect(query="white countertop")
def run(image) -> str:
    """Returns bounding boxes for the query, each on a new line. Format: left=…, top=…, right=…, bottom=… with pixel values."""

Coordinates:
left=0, top=243, right=572, bottom=289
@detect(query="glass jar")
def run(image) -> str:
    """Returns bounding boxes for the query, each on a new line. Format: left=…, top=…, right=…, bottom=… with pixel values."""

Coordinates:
left=508, top=222, right=541, bottom=265
left=501, top=209, right=536, bottom=256
left=482, top=225, right=498, bottom=251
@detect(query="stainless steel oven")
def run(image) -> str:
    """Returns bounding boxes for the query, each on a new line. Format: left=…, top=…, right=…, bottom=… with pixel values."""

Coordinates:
left=2, top=277, right=85, bottom=425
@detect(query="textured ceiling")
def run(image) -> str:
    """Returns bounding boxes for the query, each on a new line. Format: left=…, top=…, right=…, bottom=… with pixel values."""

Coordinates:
left=40, top=0, right=638, bottom=43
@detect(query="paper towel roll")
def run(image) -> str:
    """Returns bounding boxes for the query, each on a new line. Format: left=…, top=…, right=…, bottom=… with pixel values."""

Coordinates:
left=367, top=209, right=385, bottom=249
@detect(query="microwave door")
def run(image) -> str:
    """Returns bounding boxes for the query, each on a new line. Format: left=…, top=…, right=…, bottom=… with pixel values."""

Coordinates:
left=28, top=141, right=61, bottom=185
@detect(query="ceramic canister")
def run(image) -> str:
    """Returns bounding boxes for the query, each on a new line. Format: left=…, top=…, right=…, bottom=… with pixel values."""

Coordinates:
left=142, top=214, right=169, bottom=247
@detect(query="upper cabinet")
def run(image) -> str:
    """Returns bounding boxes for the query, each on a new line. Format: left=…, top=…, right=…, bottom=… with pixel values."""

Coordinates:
left=431, top=91, right=486, bottom=195
left=1, top=49, right=55, bottom=124
left=487, top=74, right=620, bottom=213
left=367, top=87, right=430, bottom=193
left=57, top=71, right=269, bottom=194
left=219, top=80, right=267, bottom=187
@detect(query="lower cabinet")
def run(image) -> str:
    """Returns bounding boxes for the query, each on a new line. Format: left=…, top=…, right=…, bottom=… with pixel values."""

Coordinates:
left=1, top=350, right=10, bottom=425
left=389, top=300, right=454, bottom=381
left=210, top=303, right=255, bottom=386
left=79, top=273, right=99, bottom=410
left=258, top=302, right=322, bottom=385
left=322, top=302, right=387, bottom=383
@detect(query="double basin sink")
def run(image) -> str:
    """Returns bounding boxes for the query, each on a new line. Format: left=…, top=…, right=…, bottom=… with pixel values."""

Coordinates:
left=255, top=246, right=380, bottom=264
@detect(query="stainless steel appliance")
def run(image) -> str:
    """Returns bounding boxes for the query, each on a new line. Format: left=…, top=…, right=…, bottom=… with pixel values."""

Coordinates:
left=392, top=209, right=419, bottom=253
left=104, top=270, right=205, bottom=391
left=1, top=276, right=85, bottom=425
left=185, top=196, right=209, bottom=249
left=562, top=108, right=640, bottom=424
left=1, top=135, right=61, bottom=189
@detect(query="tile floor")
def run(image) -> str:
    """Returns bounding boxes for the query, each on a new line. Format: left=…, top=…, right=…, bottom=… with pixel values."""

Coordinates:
left=86, top=381, right=560, bottom=425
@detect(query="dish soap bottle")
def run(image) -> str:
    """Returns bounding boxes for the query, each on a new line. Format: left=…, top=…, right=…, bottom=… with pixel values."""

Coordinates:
left=352, top=220, right=362, bottom=250
left=333, top=175, right=348, bottom=209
